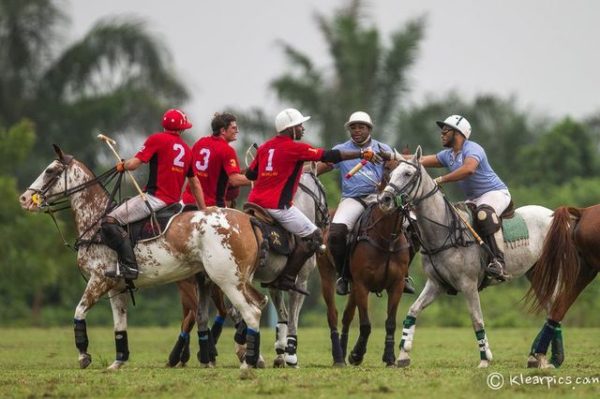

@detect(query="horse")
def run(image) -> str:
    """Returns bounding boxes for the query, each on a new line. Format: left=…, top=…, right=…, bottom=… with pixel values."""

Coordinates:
left=166, top=168, right=330, bottom=368
left=378, top=146, right=554, bottom=368
left=19, top=145, right=267, bottom=370
left=525, top=206, right=599, bottom=368
left=317, top=159, right=412, bottom=367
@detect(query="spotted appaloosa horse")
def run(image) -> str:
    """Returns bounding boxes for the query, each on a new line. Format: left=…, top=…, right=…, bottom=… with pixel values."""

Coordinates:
left=378, top=147, right=556, bottom=368
left=526, top=206, right=599, bottom=368
left=19, top=145, right=267, bottom=370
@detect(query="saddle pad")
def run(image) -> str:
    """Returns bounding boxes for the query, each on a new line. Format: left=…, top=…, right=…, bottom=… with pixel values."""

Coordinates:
left=501, top=212, right=529, bottom=243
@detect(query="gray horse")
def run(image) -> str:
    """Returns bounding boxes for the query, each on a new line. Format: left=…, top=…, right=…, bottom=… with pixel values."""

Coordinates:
left=378, top=147, right=553, bottom=368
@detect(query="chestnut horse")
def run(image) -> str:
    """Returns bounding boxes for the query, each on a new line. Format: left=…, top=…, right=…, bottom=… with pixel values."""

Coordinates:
left=19, top=146, right=267, bottom=370
left=526, top=206, right=599, bottom=368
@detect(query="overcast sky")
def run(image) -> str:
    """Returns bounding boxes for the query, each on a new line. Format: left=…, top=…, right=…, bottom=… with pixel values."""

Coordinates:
left=69, top=0, right=600, bottom=132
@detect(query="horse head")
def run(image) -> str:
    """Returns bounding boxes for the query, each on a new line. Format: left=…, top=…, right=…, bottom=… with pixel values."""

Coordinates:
left=19, top=144, right=77, bottom=212
left=378, top=146, right=432, bottom=212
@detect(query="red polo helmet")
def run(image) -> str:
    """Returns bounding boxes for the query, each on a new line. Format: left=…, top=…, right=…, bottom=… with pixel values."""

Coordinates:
left=162, top=109, right=192, bottom=131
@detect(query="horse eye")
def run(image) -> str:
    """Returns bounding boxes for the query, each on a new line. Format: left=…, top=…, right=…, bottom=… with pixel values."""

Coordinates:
left=403, top=171, right=412, bottom=177
left=45, top=167, right=55, bottom=175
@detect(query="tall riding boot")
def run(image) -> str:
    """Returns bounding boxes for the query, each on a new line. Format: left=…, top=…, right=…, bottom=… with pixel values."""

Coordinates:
left=101, top=219, right=139, bottom=280
left=328, top=223, right=350, bottom=296
left=264, top=230, right=322, bottom=296
left=483, top=231, right=508, bottom=281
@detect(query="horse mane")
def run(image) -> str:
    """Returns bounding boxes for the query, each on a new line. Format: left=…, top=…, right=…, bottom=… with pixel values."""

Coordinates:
left=526, top=206, right=582, bottom=314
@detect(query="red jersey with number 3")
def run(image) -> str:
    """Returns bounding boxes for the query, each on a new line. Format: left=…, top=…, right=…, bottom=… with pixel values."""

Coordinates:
left=134, top=131, right=193, bottom=204
left=248, top=135, right=324, bottom=209
left=181, top=135, right=241, bottom=207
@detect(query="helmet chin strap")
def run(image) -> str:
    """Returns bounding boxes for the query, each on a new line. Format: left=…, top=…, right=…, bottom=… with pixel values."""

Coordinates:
left=352, top=134, right=371, bottom=146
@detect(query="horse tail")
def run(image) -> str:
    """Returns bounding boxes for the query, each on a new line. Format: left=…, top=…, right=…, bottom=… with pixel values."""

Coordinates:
left=526, top=206, right=582, bottom=313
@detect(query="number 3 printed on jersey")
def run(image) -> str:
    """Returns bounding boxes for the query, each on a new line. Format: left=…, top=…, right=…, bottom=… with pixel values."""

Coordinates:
left=195, top=148, right=211, bottom=171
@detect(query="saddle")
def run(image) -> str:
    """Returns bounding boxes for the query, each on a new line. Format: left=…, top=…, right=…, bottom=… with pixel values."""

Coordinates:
left=242, top=203, right=295, bottom=256
left=127, top=202, right=183, bottom=246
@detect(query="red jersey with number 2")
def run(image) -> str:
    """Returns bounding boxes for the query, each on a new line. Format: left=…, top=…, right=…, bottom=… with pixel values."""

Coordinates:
left=248, top=134, right=324, bottom=209
left=181, top=135, right=241, bottom=207
left=134, top=131, right=193, bottom=204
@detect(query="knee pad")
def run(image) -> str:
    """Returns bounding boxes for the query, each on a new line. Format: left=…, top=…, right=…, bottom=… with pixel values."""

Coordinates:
left=475, top=205, right=500, bottom=236
left=328, top=223, right=349, bottom=247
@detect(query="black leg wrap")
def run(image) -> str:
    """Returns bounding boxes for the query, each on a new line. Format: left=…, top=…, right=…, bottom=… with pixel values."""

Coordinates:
left=535, top=319, right=560, bottom=354
left=234, top=320, right=247, bottom=345
left=550, top=324, right=564, bottom=368
left=115, top=330, right=129, bottom=362
left=197, top=330, right=210, bottom=364
left=208, top=329, right=217, bottom=362
left=331, top=330, right=345, bottom=364
left=245, top=331, right=261, bottom=367
left=285, top=335, right=297, bottom=355
left=180, top=334, right=191, bottom=364
left=211, top=319, right=224, bottom=345
left=383, top=320, right=396, bottom=364
left=340, top=331, right=349, bottom=358
left=74, top=319, right=89, bottom=353
left=168, top=334, right=189, bottom=367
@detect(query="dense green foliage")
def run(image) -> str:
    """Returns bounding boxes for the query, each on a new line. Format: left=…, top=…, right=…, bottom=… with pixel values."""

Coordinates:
left=1, top=0, right=598, bottom=328
left=0, top=327, right=599, bottom=398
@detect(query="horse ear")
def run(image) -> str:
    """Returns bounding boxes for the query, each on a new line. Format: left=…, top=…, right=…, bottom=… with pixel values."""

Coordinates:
left=393, top=149, right=403, bottom=160
left=415, top=145, right=423, bottom=162
left=53, top=144, right=64, bottom=160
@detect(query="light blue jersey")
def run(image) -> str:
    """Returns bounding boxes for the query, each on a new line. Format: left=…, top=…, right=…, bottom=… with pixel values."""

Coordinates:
left=333, top=139, right=392, bottom=198
left=436, top=140, right=507, bottom=199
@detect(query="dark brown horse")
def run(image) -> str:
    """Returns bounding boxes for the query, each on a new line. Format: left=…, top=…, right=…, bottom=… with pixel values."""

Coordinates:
left=318, top=202, right=412, bottom=367
left=526, top=205, right=600, bottom=368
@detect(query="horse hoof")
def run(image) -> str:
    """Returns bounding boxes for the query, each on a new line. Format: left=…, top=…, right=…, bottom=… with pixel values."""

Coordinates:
left=200, top=362, right=214, bottom=369
left=78, top=353, right=92, bottom=369
left=478, top=360, right=490, bottom=368
left=385, top=362, right=396, bottom=368
left=107, top=360, right=125, bottom=370
left=348, top=353, right=363, bottom=366
left=256, top=355, right=266, bottom=369
left=397, top=358, right=410, bottom=368
left=332, top=362, right=346, bottom=368
left=527, top=355, right=539, bottom=368
left=235, top=343, right=247, bottom=363
left=533, top=353, right=555, bottom=369
left=273, top=355, right=286, bottom=368
left=284, top=353, right=298, bottom=368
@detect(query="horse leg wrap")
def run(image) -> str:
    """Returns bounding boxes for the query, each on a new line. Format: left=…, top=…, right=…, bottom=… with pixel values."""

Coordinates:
left=550, top=324, right=564, bottom=368
left=234, top=320, right=247, bottom=345
left=475, top=329, right=489, bottom=361
left=535, top=319, right=560, bottom=355
left=340, top=329, right=349, bottom=358
left=115, top=330, right=129, bottom=362
left=210, top=316, right=225, bottom=345
left=208, top=329, right=217, bottom=362
left=285, top=335, right=298, bottom=355
left=383, top=320, right=396, bottom=363
left=400, top=315, right=416, bottom=350
left=245, top=329, right=261, bottom=367
left=168, top=332, right=189, bottom=366
left=330, top=330, right=344, bottom=364
left=74, top=319, right=89, bottom=353
left=197, top=330, right=210, bottom=364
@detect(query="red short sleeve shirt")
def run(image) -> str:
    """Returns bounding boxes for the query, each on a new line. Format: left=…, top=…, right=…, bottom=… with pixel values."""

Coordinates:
left=247, top=135, right=324, bottom=209
left=134, top=131, right=193, bottom=204
left=182, top=135, right=241, bottom=207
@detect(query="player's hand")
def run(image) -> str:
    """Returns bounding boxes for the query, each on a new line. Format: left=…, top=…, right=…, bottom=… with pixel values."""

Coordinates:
left=361, top=147, right=382, bottom=164
left=116, top=161, right=125, bottom=173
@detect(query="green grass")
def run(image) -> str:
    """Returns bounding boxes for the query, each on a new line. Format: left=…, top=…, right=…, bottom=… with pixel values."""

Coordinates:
left=0, top=327, right=598, bottom=398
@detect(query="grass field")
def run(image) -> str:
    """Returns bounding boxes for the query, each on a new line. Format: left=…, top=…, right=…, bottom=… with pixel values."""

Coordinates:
left=0, top=326, right=598, bottom=398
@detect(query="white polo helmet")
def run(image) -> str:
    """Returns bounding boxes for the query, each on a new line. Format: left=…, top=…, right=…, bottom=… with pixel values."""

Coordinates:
left=344, top=111, right=373, bottom=129
left=436, top=114, right=471, bottom=139
left=275, top=108, right=311, bottom=133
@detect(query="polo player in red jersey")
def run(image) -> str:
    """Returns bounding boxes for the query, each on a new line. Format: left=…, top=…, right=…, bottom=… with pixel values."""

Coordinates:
left=246, top=108, right=381, bottom=295
left=102, top=109, right=206, bottom=280
left=182, top=112, right=250, bottom=207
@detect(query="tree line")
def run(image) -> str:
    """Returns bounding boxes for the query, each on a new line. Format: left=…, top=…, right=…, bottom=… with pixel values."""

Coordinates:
left=1, top=0, right=598, bottom=327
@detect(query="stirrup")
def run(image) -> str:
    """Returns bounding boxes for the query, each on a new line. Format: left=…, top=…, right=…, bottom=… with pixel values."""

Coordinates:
left=486, top=260, right=508, bottom=282
left=403, top=276, right=416, bottom=294
left=261, top=279, right=309, bottom=296
left=105, top=264, right=139, bottom=280
left=336, top=277, right=350, bottom=296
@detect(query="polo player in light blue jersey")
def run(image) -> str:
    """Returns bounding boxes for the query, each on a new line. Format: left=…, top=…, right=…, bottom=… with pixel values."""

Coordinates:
left=317, top=111, right=416, bottom=295
left=419, top=114, right=511, bottom=281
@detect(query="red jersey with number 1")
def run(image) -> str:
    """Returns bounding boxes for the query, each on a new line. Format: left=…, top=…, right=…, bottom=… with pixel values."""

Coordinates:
left=182, top=135, right=241, bottom=207
left=247, top=134, right=324, bottom=209
left=134, top=131, right=193, bottom=204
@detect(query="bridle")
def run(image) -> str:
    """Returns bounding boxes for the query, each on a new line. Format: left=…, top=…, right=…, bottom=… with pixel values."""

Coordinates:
left=383, top=160, right=439, bottom=208
left=298, top=170, right=330, bottom=229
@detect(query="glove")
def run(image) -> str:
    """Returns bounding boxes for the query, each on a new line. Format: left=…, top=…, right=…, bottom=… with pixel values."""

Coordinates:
left=433, top=176, right=444, bottom=185
left=116, top=161, right=125, bottom=173
left=360, top=147, right=382, bottom=164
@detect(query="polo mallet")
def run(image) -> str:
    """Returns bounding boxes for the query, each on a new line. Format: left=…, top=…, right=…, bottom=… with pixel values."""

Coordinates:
left=97, top=133, right=160, bottom=234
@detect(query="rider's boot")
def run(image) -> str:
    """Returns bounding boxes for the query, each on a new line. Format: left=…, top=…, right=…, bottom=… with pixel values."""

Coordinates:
left=101, top=218, right=139, bottom=280
left=484, top=232, right=508, bottom=281
left=328, top=223, right=350, bottom=296
left=403, top=276, right=416, bottom=294
left=263, top=229, right=323, bottom=296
